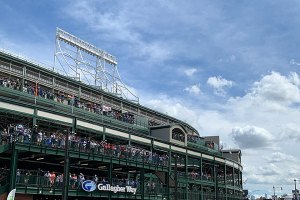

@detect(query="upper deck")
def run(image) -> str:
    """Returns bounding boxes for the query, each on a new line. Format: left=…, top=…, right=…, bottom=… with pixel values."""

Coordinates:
left=0, top=49, right=236, bottom=160
left=0, top=49, right=198, bottom=135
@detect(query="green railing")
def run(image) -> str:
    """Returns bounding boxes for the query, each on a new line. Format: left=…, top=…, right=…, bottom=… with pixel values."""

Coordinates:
left=187, top=141, right=222, bottom=156
left=6, top=137, right=169, bottom=169
left=3, top=169, right=168, bottom=198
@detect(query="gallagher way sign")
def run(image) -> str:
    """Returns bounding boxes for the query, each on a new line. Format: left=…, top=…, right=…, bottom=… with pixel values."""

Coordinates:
left=82, top=181, right=137, bottom=195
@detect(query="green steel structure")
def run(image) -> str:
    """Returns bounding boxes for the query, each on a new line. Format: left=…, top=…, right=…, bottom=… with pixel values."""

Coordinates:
left=0, top=50, right=243, bottom=200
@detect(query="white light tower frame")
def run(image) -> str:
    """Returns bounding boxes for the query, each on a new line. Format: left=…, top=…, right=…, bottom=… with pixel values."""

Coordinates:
left=54, top=28, right=139, bottom=103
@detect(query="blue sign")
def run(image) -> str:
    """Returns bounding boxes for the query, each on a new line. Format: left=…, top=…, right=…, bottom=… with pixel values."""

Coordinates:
left=82, top=180, right=97, bottom=192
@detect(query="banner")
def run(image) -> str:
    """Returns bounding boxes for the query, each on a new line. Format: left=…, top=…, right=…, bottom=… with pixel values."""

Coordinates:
left=102, top=105, right=111, bottom=112
left=7, top=189, right=16, bottom=200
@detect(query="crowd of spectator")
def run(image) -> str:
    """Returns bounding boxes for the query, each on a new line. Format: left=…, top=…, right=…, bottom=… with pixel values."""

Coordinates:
left=146, top=180, right=160, bottom=193
left=15, top=169, right=139, bottom=191
left=171, top=130, right=185, bottom=142
left=175, top=169, right=239, bottom=185
left=176, top=170, right=214, bottom=182
left=0, top=124, right=169, bottom=167
left=187, top=135, right=201, bottom=143
left=0, top=76, right=138, bottom=126
left=2, top=167, right=169, bottom=195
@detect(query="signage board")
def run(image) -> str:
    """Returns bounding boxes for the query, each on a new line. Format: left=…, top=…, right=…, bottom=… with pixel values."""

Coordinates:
left=82, top=181, right=137, bottom=195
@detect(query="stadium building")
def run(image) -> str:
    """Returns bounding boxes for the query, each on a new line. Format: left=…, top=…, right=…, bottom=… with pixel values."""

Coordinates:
left=0, top=28, right=243, bottom=200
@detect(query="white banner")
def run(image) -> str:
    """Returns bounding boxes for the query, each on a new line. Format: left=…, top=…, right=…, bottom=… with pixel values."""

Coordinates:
left=102, top=105, right=111, bottom=112
left=7, top=189, right=16, bottom=200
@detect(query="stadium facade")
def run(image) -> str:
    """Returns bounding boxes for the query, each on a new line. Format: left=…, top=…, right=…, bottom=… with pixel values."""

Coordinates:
left=0, top=30, right=243, bottom=200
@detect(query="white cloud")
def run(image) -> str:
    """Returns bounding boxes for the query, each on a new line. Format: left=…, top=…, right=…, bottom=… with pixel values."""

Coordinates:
left=288, top=72, right=300, bottom=87
left=249, top=71, right=300, bottom=106
left=207, top=76, right=233, bottom=96
left=266, top=152, right=296, bottom=163
left=64, top=0, right=173, bottom=63
left=184, top=84, right=201, bottom=96
left=139, top=87, right=300, bottom=190
left=138, top=71, right=300, bottom=193
left=231, top=126, right=273, bottom=149
left=183, top=68, right=197, bottom=77
left=279, top=124, right=300, bottom=142
left=228, top=72, right=300, bottom=114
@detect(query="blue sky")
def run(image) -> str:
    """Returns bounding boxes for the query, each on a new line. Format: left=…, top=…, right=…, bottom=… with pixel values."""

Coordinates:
left=1, top=0, right=300, bottom=197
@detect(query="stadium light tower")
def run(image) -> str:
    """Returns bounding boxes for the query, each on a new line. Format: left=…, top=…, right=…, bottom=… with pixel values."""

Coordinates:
left=54, top=28, right=139, bottom=103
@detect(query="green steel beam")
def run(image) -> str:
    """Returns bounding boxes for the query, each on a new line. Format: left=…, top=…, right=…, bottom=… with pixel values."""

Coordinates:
left=141, top=168, right=145, bottom=200
left=62, top=129, right=70, bottom=200
left=9, top=142, right=18, bottom=191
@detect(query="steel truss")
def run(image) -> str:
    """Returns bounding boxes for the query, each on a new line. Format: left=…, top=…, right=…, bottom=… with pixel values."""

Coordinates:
left=54, top=28, right=139, bottom=103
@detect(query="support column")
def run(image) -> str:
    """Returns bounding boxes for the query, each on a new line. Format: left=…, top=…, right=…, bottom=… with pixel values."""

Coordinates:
left=108, top=159, right=113, bottom=200
left=167, top=150, right=172, bottom=200
left=9, top=141, right=18, bottom=191
left=128, top=133, right=131, bottom=146
left=62, top=129, right=70, bottom=200
left=214, top=163, right=218, bottom=200
left=22, top=66, right=26, bottom=91
left=33, top=108, right=37, bottom=127
left=141, top=168, right=145, bottom=200
left=233, top=168, right=235, bottom=188
left=200, top=157, right=203, bottom=181
left=200, top=157, right=204, bottom=200
left=166, top=171, right=170, bottom=200
left=185, top=155, right=188, bottom=200
left=225, top=166, right=227, bottom=200
left=174, top=155, right=178, bottom=200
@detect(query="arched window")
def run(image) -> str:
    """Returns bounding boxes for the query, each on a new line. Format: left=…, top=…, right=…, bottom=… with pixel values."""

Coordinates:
left=171, top=128, right=185, bottom=142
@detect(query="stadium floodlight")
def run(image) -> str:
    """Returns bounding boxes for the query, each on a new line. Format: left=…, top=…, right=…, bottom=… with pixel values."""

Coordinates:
left=56, top=28, right=117, bottom=65
left=54, top=27, right=139, bottom=103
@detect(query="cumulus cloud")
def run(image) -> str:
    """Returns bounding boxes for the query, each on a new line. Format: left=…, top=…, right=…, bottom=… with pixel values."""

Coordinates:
left=249, top=71, right=300, bottom=106
left=183, top=68, right=197, bottom=77
left=139, top=72, right=300, bottom=192
left=288, top=72, right=300, bottom=87
left=227, top=71, right=300, bottom=115
left=207, top=76, right=233, bottom=96
left=184, top=84, right=201, bottom=96
left=231, top=126, right=273, bottom=149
